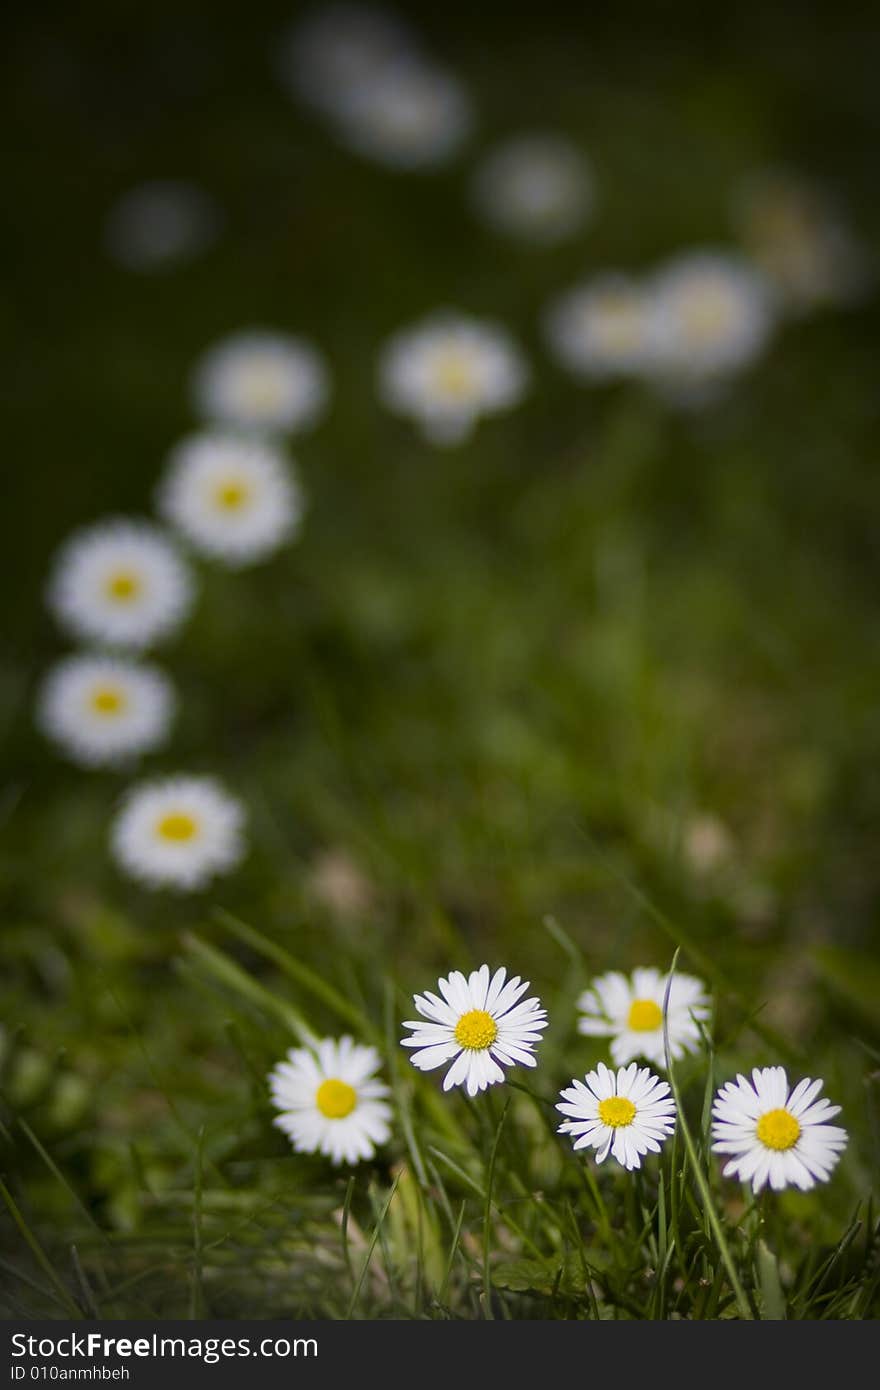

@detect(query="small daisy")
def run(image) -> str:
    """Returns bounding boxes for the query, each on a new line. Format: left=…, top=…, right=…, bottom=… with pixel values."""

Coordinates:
left=157, top=432, right=304, bottom=568
left=332, top=61, right=472, bottom=170
left=577, top=967, right=711, bottom=1069
left=104, top=180, right=221, bottom=273
left=401, top=964, right=548, bottom=1096
left=471, top=134, right=595, bottom=246
left=36, top=654, right=175, bottom=768
left=276, top=4, right=417, bottom=115
left=110, top=775, right=246, bottom=891
left=378, top=312, right=528, bottom=445
left=543, top=273, right=658, bottom=380
left=46, top=519, right=195, bottom=651
left=192, top=331, right=330, bottom=437
left=269, top=1035, right=392, bottom=1165
left=712, top=1066, right=848, bottom=1193
left=557, top=1061, right=676, bottom=1170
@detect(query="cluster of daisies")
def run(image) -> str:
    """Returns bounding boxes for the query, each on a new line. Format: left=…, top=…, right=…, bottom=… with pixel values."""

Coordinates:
left=37, top=330, right=333, bottom=890
left=270, top=963, right=848, bottom=1194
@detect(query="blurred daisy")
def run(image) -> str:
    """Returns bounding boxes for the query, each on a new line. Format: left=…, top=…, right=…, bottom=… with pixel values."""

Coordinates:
left=647, top=251, right=776, bottom=390
left=192, top=331, right=330, bottom=437
left=269, top=1035, right=392, bottom=1165
left=158, top=432, right=304, bottom=568
left=577, top=967, right=710, bottom=1068
left=276, top=3, right=416, bottom=114
left=544, top=274, right=657, bottom=380
left=37, top=654, right=175, bottom=768
left=471, top=134, right=595, bottom=245
left=332, top=61, right=472, bottom=169
left=47, top=519, right=195, bottom=651
left=557, top=1061, right=676, bottom=1170
left=379, top=312, right=528, bottom=445
left=401, top=963, right=548, bottom=1096
left=110, top=775, right=246, bottom=891
left=104, top=180, right=221, bottom=273
left=712, top=1067, right=848, bottom=1193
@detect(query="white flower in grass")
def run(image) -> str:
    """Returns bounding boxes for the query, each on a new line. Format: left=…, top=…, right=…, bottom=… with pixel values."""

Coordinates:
left=192, top=331, right=330, bottom=437
left=47, top=519, right=195, bottom=651
left=332, top=61, right=472, bottom=170
left=471, top=134, right=595, bottom=246
left=712, top=1066, right=848, bottom=1193
left=276, top=4, right=417, bottom=115
left=577, top=967, right=710, bottom=1069
left=37, top=655, right=175, bottom=768
left=379, top=313, right=528, bottom=445
left=158, top=432, right=304, bottom=568
left=401, top=964, right=548, bottom=1096
left=104, top=181, right=220, bottom=273
left=110, top=775, right=246, bottom=891
left=269, top=1035, right=392, bottom=1165
left=544, top=274, right=657, bottom=380
left=557, top=1061, right=676, bottom=1170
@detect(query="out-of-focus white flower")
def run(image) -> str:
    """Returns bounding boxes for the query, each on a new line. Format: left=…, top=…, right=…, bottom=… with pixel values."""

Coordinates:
left=104, top=181, right=221, bottom=273
left=712, top=1067, right=848, bottom=1193
left=269, top=1036, right=392, bottom=1165
left=557, top=1062, right=676, bottom=1170
left=192, top=331, right=330, bottom=437
left=471, top=134, right=595, bottom=245
left=577, top=967, right=711, bottom=1069
left=47, top=519, right=195, bottom=651
left=544, top=273, right=658, bottom=380
left=157, top=432, right=303, bottom=568
left=36, top=655, right=175, bottom=768
left=732, top=170, right=872, bottom=313
left=378, top=312, right=528, bottom=445
left=275, top=3, right=417, bottom=114
left=331, top=61, right=472, bottom=169
left=110, top=775, right=246, bottom=891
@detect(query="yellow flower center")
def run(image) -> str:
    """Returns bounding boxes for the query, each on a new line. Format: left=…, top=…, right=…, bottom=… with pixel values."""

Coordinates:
left=106, top=571, right=141, bottom=602
left=239, top=367, right=284, bottom=410
left=681, top=287, right=734, bottom=341
left=454, top=1008, right=498, bottom=1050
left=597, top=1096, right=637, bottom=1128
left=156, top=812, right=198, bottom=842
left=433, top=353, right=476, bottom=400
left=756, top=1108, right=801, bottom=1151
left=215, top=479, right=250, bottom=511
left=315, top=1078, right=358, bottom=1119
left=90, top=686, right=126, bottom=716
left=595, top=300, right=643, bottom=351
left=627, top=998, right=664, bottom=1032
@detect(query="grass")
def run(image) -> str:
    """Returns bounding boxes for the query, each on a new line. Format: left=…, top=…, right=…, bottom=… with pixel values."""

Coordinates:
left=2, top=0, right=879, bottom=1320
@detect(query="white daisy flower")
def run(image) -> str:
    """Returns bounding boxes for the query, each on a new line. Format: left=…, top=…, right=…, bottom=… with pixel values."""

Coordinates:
left=192, top=331, right=330, bottom=437
left=577, top=967, right=711, bottom=1069
left=332, top=61, right=472, bottom=170
left=401, top=964, right=548, bottom=1097
left=557, top=1061, right=676, bottom=1170
left=378, top=312, right=528, bottom=445
left=46, top=519, right=195, bottom=651
left=712, top=1066, right=848, bottom=1193
left=471, top=134, right=595, bottom=246
left=647, top=250, right=776, bottom=389
left=110, top=775, right=246, bottom=891
left=36, top=654, right=175, bottom=768
left=157, top=432, right=304, bottom=568
left=276, top=3, right=417, bottom=115
left=543, top=273, right=658, bottom=380
left=104, top=180, right=221, bottom=273
left=269, top=1035, right=392, bottom=1165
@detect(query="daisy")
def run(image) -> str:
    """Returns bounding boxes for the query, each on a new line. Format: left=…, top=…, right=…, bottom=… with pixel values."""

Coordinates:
left=276, top=3, right=417, bottom=115
left=401, top=964, right=547, bottom=1096
left=46, top=519, right=195, bottom=651
left=104, top=180, right=220, bottom=273
left=269, top=1035, right=392, bottom=1165
left=191, top=331, right=330, bottom=437
left=576, top=967, right=710, bottom=1068
left=557, top=1062, right=676, bottom=1170
left=110, top=775, right=246, bottom=891
left=378, top=312, right=528, bottom=445
left=36, top=654, right=175, bottom=768
left=157, top=432, right=304, bottom=568
left=331, top=61, right=472, bottom=170
left=471, top=134, right=595, bottom=246
left=712, top=1067, right=848, bottom=1193
left=543, top=273, right=658, bottom=380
